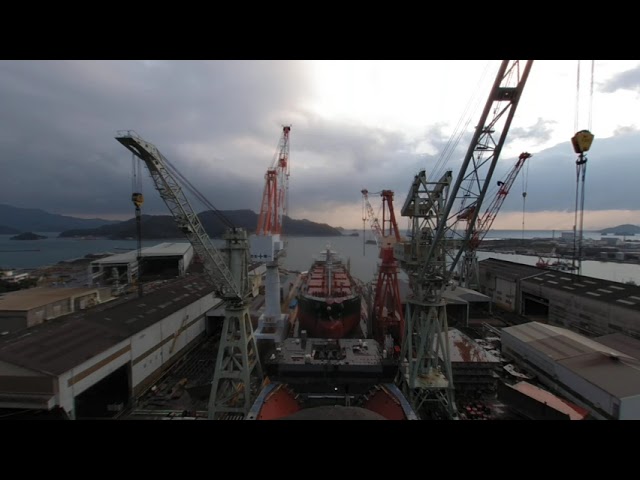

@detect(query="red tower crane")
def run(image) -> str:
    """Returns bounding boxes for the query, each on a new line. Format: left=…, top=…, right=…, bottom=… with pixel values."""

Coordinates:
left=457, top=152, right=533, bottom=288
left=256, top=125, right=291, bottom=236
left=362, top=189, right=404, bottom=351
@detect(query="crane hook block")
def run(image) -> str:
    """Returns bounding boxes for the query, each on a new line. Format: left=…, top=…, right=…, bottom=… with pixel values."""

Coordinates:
left=571, top=130, right=594, bottom=154
left=132, top=192, right=144, bottom=208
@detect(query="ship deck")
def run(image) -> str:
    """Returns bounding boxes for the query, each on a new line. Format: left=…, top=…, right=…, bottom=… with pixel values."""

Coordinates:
left=264, top=337, right=398, bottom=383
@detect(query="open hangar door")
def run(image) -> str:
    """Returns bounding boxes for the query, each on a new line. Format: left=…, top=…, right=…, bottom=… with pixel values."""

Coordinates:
left=74, top=364, right=131, bottom=419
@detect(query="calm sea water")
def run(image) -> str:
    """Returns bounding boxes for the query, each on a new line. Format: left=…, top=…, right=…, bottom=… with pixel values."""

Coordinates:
left=2, top=230, right=639, bottom=285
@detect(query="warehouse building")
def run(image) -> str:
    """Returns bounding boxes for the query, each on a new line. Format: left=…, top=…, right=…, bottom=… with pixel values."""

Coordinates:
left=479, top=258, right=640, bottom=340
left=0, top=274, right=222, bottom=419
left=519, top=269, right=640, bottom=339
left=89, top=242, right=194, bottom=286
left=501, top=321, right=640, bottom=420
left=477, top=258, right=542, bottom=313
left=0, top=287, right=112, bottom=334
left=497, top=381, right=590, bottom=420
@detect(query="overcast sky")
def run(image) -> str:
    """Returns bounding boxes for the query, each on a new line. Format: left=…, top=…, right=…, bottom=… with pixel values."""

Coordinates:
left=2, top=60, right=639, bottom=230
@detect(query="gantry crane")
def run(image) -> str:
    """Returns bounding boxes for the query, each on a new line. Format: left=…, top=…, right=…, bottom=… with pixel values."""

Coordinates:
left=251, top=125, right=291, bottom=263
left=457, top=152, right=533, bottom=289
left=115, top=131, right=262, bottom=420
left=395, top=60, right=533, bottom=419
left=361, top=189, right=404, bottom=351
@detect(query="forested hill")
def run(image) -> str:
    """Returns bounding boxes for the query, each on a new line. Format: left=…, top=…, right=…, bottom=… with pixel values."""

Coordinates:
left=58, top=210, right=343, bottom=239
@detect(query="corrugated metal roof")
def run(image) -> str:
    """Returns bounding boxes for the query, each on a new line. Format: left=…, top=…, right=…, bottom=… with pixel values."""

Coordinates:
left=597, top=333, right=640, bottom=360
left=510, top=381, right=589, bottom=420
left=0, top=287, right=101, bottom=312
left=91, top=242, right=192, bottom=265
left=521, top=270, right=640, bottom=312
left=137, top=243, right=192, bottom=256
left=504, top=322, right=640, bottom=400
left=558, top=352, right=640, bottom=399
left=503, top=322, right=623, bottom=360
left=398, top=279, right=490, bottom=305
left=478, top=258, right=544, bottom=281
left=442, top=287, right=490, bottom=304
left=0, top=275, right=219, bottom=376
left=439, top=328, right=501, bottom=363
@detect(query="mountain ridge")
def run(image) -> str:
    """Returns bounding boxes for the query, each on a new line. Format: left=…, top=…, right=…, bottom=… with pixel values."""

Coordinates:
left=58, top=209, right=343, bottom=239
left=0, top=204, right=118, bottom=232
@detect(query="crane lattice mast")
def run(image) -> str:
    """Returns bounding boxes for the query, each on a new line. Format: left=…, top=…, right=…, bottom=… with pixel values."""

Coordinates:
left=363, top=189, right=404, bottom=349
left=395, top=60, right=533, bottom=419
left=115, top=131, right=262, bottom=420
left=257, top=125, right=291, bottom=236
left=458, top=152, right=533, bottom=289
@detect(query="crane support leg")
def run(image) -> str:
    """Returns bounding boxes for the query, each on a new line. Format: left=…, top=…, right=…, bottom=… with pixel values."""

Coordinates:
left=398, top=300, right=458, bottom=419
left=208, top=302, right=263, bottom=420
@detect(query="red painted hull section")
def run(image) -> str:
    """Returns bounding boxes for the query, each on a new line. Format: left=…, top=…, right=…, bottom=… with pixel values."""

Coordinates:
left=297, top=310, right=361, bottom=339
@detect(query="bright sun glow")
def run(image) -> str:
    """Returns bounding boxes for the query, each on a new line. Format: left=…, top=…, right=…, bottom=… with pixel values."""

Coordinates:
left=301, top=60, right=640, bottom=229
left=307, top=60, right=640, bottom=148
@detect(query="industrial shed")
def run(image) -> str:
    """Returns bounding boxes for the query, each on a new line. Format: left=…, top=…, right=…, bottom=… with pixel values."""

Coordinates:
left=0, top=274, right=222, bottom=419
left=478, top=258, right=543, bottom=313
left=479, top=258, right=640, bottom=340
left=89, top=242, right=194, bottom=286
left=498, top=381, right=589, bottom=420
left=520, top=269, right=640, bottom=339
left=501, top=322, right=640, bottom=420
left=0, top=287, right=111, bottom=334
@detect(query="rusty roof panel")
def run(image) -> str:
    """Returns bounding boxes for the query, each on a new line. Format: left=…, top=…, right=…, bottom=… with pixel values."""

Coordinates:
left=0, top=275, right=217, bottom=376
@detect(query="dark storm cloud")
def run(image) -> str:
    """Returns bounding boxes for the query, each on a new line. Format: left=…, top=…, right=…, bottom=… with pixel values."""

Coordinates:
left=601, top=64, right=640, bottom=93
left=289, top=119, right=640, bottom=218
left=489, top=131, right=640, bottom=214
left=0, top=60, right=309, bottom=217
left=286, top=118, right=471, bottom=208
left=1, top=60, right=638, bottom=225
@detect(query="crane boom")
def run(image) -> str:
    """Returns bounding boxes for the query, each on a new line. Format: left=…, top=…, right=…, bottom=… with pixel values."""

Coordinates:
left=458, top=152, right=532, bottom=288
left=115, top=130, right=262, bottom=419
left=361, top=189, right=384, bottom=247
left=472, top=152, right=532, bottom=248
left=366, top=189, right=404, bottom=349
left=257, top=125, right=291, bottom=236
left=115, top=130, right=245, bottom=300
left=395, top=60, right=533, bottom=419
left=424, top=60, right=533, bottom=283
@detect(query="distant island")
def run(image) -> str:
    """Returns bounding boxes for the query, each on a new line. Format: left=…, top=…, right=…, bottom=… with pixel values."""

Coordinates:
left=599, top=224, right=640, bottom=235
left=10, top=232, right=47, bottom=240
left=59, top=209, right=343, bottom=240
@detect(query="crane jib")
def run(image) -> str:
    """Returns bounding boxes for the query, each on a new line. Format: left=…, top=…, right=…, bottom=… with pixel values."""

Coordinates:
left=115, top=131, right=246, bottom=300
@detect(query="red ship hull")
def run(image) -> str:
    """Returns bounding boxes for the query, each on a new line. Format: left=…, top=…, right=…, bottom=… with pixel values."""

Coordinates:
left=297, top=298, right=361, bottom=339
left=296, top=249, right=362, bottom=339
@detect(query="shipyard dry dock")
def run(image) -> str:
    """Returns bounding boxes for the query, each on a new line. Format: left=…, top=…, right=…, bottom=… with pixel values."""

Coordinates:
left=0, top=274, right=223, bottom=419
